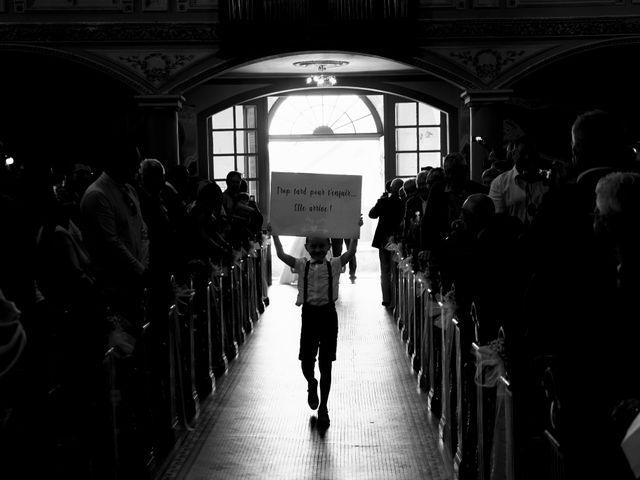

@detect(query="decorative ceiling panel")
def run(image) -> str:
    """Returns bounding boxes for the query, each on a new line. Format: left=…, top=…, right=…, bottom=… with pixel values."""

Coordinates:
left=88, top=48, right=212, bottom=90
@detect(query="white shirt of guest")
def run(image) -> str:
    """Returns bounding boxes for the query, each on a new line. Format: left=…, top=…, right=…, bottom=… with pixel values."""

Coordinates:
left=488, top=166, right=548, bottom=224
left=293, top=257, right=342, bottom=306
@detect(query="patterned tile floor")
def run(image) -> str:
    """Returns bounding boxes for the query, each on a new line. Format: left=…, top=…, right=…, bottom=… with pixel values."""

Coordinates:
left=160, top=277, right=452, bottom=480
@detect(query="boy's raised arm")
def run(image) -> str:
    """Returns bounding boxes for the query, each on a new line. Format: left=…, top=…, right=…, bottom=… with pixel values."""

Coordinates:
left=268, top=224, right=296, bottom=269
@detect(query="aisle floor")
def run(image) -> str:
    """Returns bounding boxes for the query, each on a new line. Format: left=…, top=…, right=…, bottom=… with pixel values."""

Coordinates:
left=160, top=277, right=452, bottom=480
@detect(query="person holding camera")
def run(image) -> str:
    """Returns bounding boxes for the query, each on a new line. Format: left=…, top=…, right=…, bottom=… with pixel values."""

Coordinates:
left=488, top=135, right=548, bottom=227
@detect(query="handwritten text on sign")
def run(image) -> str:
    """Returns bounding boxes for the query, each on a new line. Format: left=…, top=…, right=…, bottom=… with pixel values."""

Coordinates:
left=270, top=172, right=362, bottom=238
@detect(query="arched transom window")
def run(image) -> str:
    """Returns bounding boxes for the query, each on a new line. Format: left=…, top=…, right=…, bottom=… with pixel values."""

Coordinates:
left=269, top=94, right=382, bottom=137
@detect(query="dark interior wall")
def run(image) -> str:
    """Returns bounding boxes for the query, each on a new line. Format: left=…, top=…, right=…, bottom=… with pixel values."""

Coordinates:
left=508, top=43, right=640, bottom=163
left=0, top=51, right=136, bottom=176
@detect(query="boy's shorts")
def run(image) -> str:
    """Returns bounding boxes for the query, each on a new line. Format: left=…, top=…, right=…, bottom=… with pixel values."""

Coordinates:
left=299, top=303, right=338, bottom=363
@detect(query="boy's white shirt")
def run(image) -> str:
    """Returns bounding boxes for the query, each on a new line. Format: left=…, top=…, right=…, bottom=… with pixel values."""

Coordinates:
left=292, top=257, right=343, bottom=306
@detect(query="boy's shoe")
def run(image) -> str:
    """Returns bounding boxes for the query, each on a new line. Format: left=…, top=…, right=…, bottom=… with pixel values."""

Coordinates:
left=317, top=407, right=330, bottom=427
left=307, top=379, right=319, bottom=410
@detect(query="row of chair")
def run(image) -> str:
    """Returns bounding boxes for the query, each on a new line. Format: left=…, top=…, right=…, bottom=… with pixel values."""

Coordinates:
left=391, top=256, right=516, bottom=480
left=102, top=242, right=272, bottom=480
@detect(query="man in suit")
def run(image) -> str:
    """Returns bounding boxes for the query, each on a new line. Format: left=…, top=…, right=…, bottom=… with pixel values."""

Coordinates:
left=368, top=178, right=404, bottom=307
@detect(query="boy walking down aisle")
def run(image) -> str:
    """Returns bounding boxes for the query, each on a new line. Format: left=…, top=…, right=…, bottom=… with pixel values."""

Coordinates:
left=270, top=218, right=362, bottom=428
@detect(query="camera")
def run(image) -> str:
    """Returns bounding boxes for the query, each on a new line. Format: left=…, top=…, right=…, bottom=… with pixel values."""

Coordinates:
left=473, top=136, right=488, bottom=146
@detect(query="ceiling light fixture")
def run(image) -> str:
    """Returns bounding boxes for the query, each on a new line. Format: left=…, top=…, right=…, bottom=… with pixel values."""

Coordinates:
left=293, top=60, right=349, bottom=87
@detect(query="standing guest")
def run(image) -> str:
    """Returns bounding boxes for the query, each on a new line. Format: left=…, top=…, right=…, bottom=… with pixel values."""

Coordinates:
left=222, top=170, right=243, bottom=215
left=404, top=167, right=444, bottom=260
left=369, top=178, right=404, bottom=307
left=488, top=135, right=548, bottom=227
left=330, top=237, right=357, bottom=283
left=521, top=111, right=634, bottom=480
left=399, top=177, right=417, bottom=209
left=137, top=158, right=176, bottom=304
left=269, top=217, right=362, bottom=429
left=420, top=152, right=486, bottom=284
left=80, top=139, right=148, bottom=330
left=186, top=181, right=231, bottom=266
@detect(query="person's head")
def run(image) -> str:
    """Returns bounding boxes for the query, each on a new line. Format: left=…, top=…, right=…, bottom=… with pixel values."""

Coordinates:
left=460, top=193, right=496, bottom=235
left=196, top=181, right=223, bottom=215
left=416, top=170, right=430, bottom=200
left=594, top=172, right=640, bottom=245
left=572, top=110, right=617, bottom=174
left=390, top=177, right=404, bottom=195
left=481, top=166, right=501, bottom=187
left=511, top=136, right=540, bottom=177
left=443, top=152, right=468, bottom=188
left=166, top=164, right=188, bottom=192
left=65, top=163, right=94, bottom=196
left=139, top=158, right=165, bottom=195
left=225, top=170, right=242, bottom=193
left=427, top=167, right=445, bottom=188
left=384, top=180, right=392, bottom=194
left=105, top=137, right=141, bottom=183
left=304, top=236, right=331, bottom=262
left=239, top=178, right=248, bottom=193
left=403, top=177, right=417, bottom=197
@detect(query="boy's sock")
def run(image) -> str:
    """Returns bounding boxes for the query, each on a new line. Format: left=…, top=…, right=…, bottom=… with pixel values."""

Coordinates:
left=317, top=405, right=330, bottom=427
left=307, top=379, right=319, bottom=410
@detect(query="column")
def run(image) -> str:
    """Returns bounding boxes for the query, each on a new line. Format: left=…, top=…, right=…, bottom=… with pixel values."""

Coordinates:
left=460, top=90, right=512, bottom=183
left=135, top=95, right=185, bottom=167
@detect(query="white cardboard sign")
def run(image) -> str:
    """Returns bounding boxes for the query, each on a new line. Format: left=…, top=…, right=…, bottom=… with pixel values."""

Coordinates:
left=270, top=172, right=362, bottom=238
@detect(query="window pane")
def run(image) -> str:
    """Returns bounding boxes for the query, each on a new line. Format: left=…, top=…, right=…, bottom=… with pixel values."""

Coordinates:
left=351, top=115, right=377, bottom=134
left=367, top=95, right=384, bottom=123
left=419, top=152, right=442, bottom=169
left=418, top=127, right=441, bottom=150
left=396, top=153, right=417, bottom=176
left=247, top=131, right=257, bottom=154
left=212, top=131, right=234, bottom=154
left=212, top=107, right=234, bottom=129
left=395, top=102, right=417, bottom=126
left=247, top=155, right=257, bottom=178
left=245, top=105, right=256, bottom=129
left=213, top=156, right=235, bottom=178
left=418, top=103, right=440, bottom=125
left=235, top=106, right=244, bottom=128
left=396, top=127, right=417, bottom=151
left=236, top=131, right=245, bottom=154
left=235, top=157, right=245, bottom=175
left=247, top=180, right=257, bottom=198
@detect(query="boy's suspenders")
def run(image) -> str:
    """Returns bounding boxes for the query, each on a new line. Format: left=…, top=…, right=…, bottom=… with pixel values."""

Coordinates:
left=303, top=260, right=333, bottom=305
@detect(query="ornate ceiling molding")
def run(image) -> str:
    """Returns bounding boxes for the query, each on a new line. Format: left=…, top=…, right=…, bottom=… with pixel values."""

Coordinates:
left=0, top=22, right=220, bottom=43
left=429, top=44, right=554, bottom=87
left=89, top=48, right=212, bottom=90
left=1, top=16, right=640, bottom=44
left=417, top=16, right=640, bottom=39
